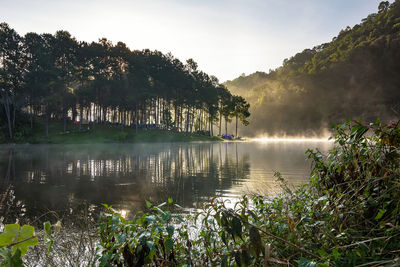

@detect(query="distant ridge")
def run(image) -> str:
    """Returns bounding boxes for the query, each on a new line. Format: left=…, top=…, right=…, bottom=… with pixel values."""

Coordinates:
left=225, top=0, right=400, bottom=137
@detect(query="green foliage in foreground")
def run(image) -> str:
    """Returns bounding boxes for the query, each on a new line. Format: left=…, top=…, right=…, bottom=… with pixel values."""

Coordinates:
left=96, top=120, right=400, bottom=266
left=0, top=221, right=60, bottom=266
left=1, top=120, right=399, bottom=266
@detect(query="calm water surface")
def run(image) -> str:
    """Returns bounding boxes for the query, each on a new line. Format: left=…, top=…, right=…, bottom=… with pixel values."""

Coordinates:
left=0, top=141, right=331, bottom=223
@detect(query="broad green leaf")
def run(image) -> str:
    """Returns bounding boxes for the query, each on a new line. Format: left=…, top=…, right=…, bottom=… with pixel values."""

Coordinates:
left=317, top=249, right=328, bottom=258
left=43, top=222, right=51, bottom=235
left=44, top=238, right=53, bottom=253
left=0, top=247, right=23, bottom=267
left=0, top=225, right=19, bottom=246
left=175, top=215, right=184, bottom=223
left=232, top=217, right=242, bottom=239
left=145, top=215, right=156, bottom=223
left=154, top=207, right=165, bottom=216
left=12, top=235, right=38, bottom=256
left=12, top=226, right=38, bottom=256
left=0, top=224, right=38, bottom=256
left=162, top=211, right=171, bottom=222
left=43, top=221, right=53, bottom=253
left=221, top=231, right=227, bottom=246
left=174, top=204, right=183, bottom=209
left=299, top=257, right=316, bottom=267
left=157, top=202, right=167, bottom=208
left=0, top=232, right=14, bottom=247
left=249, top=226, right=262, bottom=256
left=332, top=249, right=340, bottom=260
left=0, top=247, right=10, bottom=258
left=145, top=200, right=152, bottom=208
left=166, top=226, right=174, bottom=236
left=112, top=216, right=119, bottom=224
left=165, top=238, right=173, bottom=253
left=375, top=208, right=386, bottom=220
left=146, top=241, right=154, bottom=250
left=118, top=234, right=126, bottom=243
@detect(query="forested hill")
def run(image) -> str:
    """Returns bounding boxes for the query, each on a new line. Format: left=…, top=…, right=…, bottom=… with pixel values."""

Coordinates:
left=224, top=72, right=269, bottom=97
left=225, top=0, right=400, bottom=137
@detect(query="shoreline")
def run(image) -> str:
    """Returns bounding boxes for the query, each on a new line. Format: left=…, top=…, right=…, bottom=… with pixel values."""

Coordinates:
left=0, top=126, right=223, bottom=145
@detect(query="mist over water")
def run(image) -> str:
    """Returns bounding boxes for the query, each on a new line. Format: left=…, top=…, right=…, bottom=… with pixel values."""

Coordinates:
left=250, top=136, right=333, bottom=143
left=0, top=141, right=332, bottom=224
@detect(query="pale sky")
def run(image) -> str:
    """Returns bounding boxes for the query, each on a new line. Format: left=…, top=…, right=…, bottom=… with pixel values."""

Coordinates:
left=1, top=0, right=384, bottom=81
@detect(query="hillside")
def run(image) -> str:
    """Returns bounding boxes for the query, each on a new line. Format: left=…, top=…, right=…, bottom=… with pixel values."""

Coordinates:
left=225, top=0, right=400, bottom=137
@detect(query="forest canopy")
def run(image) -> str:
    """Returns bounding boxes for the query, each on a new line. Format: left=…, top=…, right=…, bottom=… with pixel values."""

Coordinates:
left=225, top=0, right=400, bottom=137
left=0, top=24, right=249, bottom=141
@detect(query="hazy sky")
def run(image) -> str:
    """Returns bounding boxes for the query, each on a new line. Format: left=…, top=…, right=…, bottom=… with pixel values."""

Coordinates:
left=2, top=0, right=384, bottom=81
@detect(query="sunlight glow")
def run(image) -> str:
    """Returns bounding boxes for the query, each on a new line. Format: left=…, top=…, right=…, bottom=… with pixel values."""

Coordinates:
left=119, top=209, right=128, bottom=219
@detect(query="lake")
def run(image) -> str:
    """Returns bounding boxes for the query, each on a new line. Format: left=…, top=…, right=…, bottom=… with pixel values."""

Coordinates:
left=0, top=141, right=331, bottom=225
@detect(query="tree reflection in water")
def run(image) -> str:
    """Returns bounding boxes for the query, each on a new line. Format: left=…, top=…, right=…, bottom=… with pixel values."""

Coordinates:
left=0, top=141, right=328, bottom=227
left=0, top=143, right=252, bottom=226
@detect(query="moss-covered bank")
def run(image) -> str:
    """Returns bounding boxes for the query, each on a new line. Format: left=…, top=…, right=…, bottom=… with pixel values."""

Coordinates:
left=1, top=121, right=222, bottom=144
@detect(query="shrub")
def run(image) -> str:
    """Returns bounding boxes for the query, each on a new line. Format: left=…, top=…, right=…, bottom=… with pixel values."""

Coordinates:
left=0, top=222, right=60, bottom=266
left=96, top=120, right=400, bottom=266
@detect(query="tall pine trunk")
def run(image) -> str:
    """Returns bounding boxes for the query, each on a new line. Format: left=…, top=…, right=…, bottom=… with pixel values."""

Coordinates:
left=63, top=105, right=67, bottom=133
left=2, top=94, right=13, bottom=139
left=30, top=102, right=33, bottom=129
left=219, top=112, right=222, bottom=136
left=235, top=115, right=238, bottom=137
left=225, top=116, right=228, bottom=135
left=174, top=104, right=177, bottom=129
left=79, top=105, right=83, bottom=131
left=186, top=107, right=190, bottom=133
left=4, top=103, right=12, bottom=139
left=102, top=107, right=107, bottom=123
left=12, top=105, right=16, bottom=132
left=135, top=103, right=138, bottom=134
left=45, top=109, right=49, bottom=138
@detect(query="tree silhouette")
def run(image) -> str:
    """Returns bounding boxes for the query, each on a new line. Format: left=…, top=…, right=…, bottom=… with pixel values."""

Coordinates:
left=0, top=23, right=251, bottom=140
